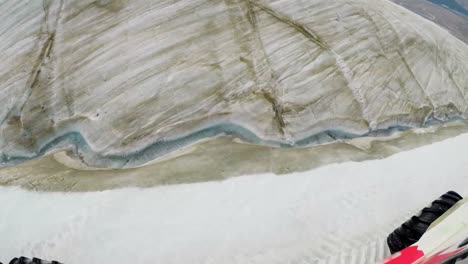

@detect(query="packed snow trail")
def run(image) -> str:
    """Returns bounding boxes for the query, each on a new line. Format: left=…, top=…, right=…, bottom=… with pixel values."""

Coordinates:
left=2, top=133, right=468, bottom=263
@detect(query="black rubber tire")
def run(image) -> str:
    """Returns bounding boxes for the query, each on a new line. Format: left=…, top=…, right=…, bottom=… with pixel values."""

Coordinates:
left=8, top=258, right=19, bottom=264
left=7, top=257, right=63, bottom=264
left=387, top=191, right=463, bottom=254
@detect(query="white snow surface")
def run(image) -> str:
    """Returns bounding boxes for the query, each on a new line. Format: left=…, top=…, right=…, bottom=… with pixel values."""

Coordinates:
left=2, top=133, right=468, bottom=264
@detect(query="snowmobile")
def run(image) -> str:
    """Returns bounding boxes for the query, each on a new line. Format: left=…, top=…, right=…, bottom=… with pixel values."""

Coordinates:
left=384, top=191, right=468, bottom=263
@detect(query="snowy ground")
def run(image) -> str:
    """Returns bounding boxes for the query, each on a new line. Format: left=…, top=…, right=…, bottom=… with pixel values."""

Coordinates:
left=1, top=133, right=468, bottom=264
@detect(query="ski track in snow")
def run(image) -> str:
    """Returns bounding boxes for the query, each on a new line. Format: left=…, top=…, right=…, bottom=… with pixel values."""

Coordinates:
left=2, top=133, right=468, bottom=263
